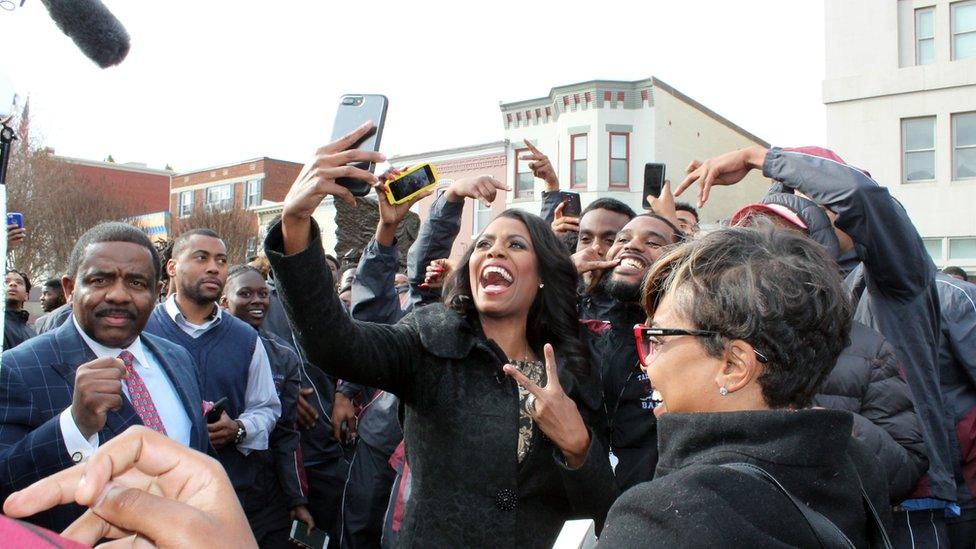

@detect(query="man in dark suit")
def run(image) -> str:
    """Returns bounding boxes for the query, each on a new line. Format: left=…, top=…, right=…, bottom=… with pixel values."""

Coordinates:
left=0, top=222, right=209, bottom=532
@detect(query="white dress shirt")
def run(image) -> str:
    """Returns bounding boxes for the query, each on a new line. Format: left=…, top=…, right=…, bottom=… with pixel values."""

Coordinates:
left=60, top=317, right=193, bottom=463
left=163, top=294, right=280, bottom=454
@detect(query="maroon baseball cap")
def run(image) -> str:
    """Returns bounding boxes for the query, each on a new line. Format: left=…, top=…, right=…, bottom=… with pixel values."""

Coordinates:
left=731, top=203, right=807, bottom=230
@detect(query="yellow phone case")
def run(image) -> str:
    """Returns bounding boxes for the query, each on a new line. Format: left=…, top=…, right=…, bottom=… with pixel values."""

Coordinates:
left=385, top=163, right=439, bottom=205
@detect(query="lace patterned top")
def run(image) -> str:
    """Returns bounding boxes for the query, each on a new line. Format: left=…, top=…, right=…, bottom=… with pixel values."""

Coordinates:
left=513, top=359, right=546, bottom=463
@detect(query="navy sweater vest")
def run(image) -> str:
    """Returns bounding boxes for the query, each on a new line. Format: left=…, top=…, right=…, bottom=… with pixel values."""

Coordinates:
left=144, top=304, right=258, bottom=489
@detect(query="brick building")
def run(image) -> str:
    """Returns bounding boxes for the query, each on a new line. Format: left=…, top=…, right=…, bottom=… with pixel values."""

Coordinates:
left=169, top=157, right=303, bottom=239
left=56, top=155, right=172, bottom=217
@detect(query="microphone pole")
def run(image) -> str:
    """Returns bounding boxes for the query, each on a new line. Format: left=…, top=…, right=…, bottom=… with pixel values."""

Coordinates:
left=0, top=123, right=11, bottom=353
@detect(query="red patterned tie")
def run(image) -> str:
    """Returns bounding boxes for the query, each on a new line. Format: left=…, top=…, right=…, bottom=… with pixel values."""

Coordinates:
left=118, top=351, right=167, bottom=435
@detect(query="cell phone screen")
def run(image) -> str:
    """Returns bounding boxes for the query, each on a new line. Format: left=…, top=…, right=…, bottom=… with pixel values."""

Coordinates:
left=388, top=166, right=435, bottom=201
left=643, top=163, right=666, bottom=209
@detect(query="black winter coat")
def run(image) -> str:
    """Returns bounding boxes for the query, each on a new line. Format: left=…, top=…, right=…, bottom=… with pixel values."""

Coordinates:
left=583, top=300, right=657, bottom=491
left=265, top=220, right=618, bottom=548
left=814, top=321, right=928, bottom=502
left=599, top=410, right=893, bottom=548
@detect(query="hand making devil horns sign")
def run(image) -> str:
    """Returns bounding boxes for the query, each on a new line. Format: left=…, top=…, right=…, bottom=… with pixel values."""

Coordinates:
left=503, top=344, right=592, bottom=469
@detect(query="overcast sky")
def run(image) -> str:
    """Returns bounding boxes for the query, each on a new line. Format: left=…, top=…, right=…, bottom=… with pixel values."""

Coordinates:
left=1, top=1, right=825, bottom=172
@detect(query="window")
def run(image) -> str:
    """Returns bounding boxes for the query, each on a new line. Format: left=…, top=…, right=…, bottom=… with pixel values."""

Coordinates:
left=473, top=199, right=492, bottom=236
left=570, top=134, right=587, bottom=189
left=244, top=178, right=263, bottom=208
left=609, top=132, right=630, bottom=188
left=924, top=238, right=944, bottom=262
left=902, top=117, right=936, bottom=182
left=916, top=7, right=935, bottom=65
left=514, top=148, right=534, bottom=199
left=205, top=183, right=233, bottom=212
left=178, top=190, right=194, bottom=218
left=953, top=112, right=976, bottom=179
left=949, top=237, right=976, bottom=261
left=952, top=1, right=976, bottom=60
left=245, top=236, right=259, bottom=259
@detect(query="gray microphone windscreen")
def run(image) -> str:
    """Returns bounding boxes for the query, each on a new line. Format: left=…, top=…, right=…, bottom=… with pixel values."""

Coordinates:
left=40, top=0, right=130, bottom=68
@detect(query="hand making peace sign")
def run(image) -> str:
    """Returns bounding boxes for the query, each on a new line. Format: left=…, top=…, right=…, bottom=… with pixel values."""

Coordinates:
left=503, top=344, right=591, bottom=469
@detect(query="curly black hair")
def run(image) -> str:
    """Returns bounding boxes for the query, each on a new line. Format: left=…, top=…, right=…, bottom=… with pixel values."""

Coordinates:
left=442, top=209, right=589, bottom=376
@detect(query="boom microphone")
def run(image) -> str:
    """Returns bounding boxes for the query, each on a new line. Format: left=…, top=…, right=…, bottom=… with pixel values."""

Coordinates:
left=39, top=0, right=130, bottom=68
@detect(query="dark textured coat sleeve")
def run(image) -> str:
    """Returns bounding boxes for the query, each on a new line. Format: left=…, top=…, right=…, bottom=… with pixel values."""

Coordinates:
left=264, top=219, right=424, bottom=401
left=268, top=341, right=307, bottom=508
left=352, top=238, right=408, bottom=325
left=539, top=190, right=563, bottom=224
left=553, top=430, right=617, bottom=533
left=406, top=194, right=464, bottom=309
left=763, top=147, right=934, bottom=302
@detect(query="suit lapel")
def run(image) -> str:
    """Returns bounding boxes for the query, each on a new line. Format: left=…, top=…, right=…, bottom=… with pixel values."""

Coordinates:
left=142, top=335, right=204, bottom=449
left=52, top=320, right=143, bottom=438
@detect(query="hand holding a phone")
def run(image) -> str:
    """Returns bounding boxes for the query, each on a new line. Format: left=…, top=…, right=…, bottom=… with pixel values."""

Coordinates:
left=520, top=140, right=559, bottom=191
left=443, top=175, right=509, bottom=206
left=551, top=201, right=581, bottom=236
left=331, top=392, right=358, bottom=444
left=3, top=426, right=256, bottom=548
left=282, top=122, right=386, bottom=255
left=7, top=224, right=25, bottom=249
left=208, top=411, right=239, bottom=449
left=291, top=505, right=316, bottom=533
left=645, top=180, right=682, bottom=229
left=375, top=167, right=434, bottom=247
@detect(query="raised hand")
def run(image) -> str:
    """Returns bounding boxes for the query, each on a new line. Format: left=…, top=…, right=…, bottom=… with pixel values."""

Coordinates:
left=71, top=357, right=126, bottom=439
left=520, top=140, right=559, bottom=191
left=7, top=223, right=25, bottom=249
left=551, top=201, right=581, bottom=236
left=443, top=175, right=509, bottom=206
left=646, top=180, right=682, bottom=230
left=375, top=167, right=434, bottom=247
left=674, top=147, right=767, bottom=208
left=3, top=426, right=256, bottom=548
left=420, top=258, right=453, bottom=290
left=503, top=344, right=591, bottom=468
left=282, top=121, right=387, bottom=254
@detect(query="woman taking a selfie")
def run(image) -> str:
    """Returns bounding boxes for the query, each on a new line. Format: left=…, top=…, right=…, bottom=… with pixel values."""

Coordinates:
left=599, top=224, right=893, bottom=547
left=264, top=123, right=616, bottom=548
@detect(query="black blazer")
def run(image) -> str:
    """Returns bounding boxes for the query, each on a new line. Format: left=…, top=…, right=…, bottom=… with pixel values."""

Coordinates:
left=266, top=220, right=618, bottom=548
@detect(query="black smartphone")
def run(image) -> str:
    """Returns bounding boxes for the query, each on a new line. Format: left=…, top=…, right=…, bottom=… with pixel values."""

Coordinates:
left=330, top=94, right=388, bottom=197
left=643, top=163, right=666, bottom=209
left=289, top=520, right=329, bottom=549
left=206, top=397, right=228, bottom=424
left=560, top=192, right=582, bottom=218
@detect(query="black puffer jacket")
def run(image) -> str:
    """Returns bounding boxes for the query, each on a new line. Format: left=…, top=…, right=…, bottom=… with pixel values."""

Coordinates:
left=814, top=321, right=928, bottom=502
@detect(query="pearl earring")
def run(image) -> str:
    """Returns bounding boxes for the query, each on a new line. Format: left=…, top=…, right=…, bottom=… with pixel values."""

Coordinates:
left=538, top=282, right=545, bottom=288
left=719, top=387, right=729, bottom=396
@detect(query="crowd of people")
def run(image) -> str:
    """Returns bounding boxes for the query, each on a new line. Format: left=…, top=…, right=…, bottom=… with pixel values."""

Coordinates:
left=0, top=123, right=975, bottom=549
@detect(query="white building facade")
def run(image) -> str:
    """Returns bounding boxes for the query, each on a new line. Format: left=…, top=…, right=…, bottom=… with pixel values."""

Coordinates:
left=499, top=77, right=771, bottom=226
left=824, top=0, right=976, bottom=274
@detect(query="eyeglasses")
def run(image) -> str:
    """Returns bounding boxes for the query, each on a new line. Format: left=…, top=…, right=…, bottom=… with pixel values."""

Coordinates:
left=632, top=324, right=769, bottom=367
